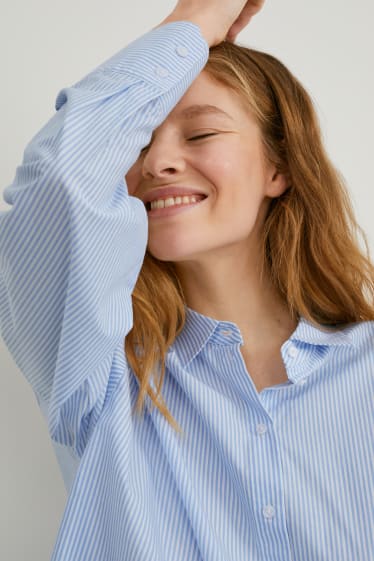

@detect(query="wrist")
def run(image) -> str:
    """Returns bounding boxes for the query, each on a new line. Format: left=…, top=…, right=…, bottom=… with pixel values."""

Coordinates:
left=155, top=13, right=217, bottom=46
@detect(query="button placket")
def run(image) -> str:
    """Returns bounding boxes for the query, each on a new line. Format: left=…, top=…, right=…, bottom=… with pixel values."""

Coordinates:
left=262, top=504, right=276, bottom=519
left=256, top=423, right=268, bottom=436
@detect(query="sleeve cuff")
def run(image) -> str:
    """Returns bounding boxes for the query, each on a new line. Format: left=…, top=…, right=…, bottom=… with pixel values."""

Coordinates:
left=72, top=21, right=209, bottom=95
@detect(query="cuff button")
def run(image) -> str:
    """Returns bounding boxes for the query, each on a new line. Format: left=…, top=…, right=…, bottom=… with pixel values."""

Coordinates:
left=155, top=66, right=169, bottom=78
left=176, top=45, right=189, bottom=57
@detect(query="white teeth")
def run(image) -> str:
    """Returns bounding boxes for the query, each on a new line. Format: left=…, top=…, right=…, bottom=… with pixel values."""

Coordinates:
left=164, top=198, right=175, bottom=208
left=150, top=194, right=202, bottom=210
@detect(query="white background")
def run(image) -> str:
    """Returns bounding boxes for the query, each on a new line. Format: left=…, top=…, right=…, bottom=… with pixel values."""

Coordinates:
left=1, top=1, right=373, bottom=559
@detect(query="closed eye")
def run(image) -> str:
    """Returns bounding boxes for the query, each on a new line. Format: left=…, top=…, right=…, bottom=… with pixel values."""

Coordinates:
left=188, top=133, right=217, bottom=141
left=139, top=133, right=217, bottom=154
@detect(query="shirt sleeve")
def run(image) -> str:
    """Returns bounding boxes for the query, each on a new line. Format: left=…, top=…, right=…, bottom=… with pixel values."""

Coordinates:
left=0, top=21, right=209, bottom=457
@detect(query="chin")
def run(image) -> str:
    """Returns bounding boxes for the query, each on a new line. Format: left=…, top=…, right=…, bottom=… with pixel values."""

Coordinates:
left=148, top=250, right=183, bottom=263
left=147, top=243, right=199, bottom=263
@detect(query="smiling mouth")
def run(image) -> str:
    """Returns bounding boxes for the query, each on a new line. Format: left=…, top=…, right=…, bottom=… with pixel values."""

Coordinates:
left=145, top=195, right=207, bottom=212
left=145, top=195, right=208, bottom=218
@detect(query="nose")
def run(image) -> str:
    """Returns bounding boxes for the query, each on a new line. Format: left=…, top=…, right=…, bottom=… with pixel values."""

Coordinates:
left=141, top=137, right=186, bottom=180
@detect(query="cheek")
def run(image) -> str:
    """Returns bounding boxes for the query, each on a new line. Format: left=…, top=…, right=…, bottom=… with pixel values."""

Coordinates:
left=124, top=166, right=139, bottom=196
left=219, top=159, right=236, bottom=176
left=203, top=151, right=257, bottom=200
left=203, top=145, right=256, bottom=182
left=204, top=154, right=235, bottom=176
left=199, top=156, right=236, bottom=195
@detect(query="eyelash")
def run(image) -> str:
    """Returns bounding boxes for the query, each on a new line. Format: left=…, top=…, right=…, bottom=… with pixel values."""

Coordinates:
left=140, top=133, right=217, bottom=153
left=188, top=133, right=217, bottom=141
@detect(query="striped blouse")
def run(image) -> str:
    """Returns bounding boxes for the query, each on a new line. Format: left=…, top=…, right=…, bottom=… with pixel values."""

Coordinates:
left=1, top=21, right=373, bottom=561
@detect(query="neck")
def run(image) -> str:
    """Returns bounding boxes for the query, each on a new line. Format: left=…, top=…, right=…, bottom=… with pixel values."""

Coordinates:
left=174, top=246, right=298, bottom=349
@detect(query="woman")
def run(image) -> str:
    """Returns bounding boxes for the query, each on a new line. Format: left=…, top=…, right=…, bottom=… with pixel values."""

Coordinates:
left=1, top=1, right=373, bottom=559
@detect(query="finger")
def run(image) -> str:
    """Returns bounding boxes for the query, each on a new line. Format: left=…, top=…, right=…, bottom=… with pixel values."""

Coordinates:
left=226, top=0, right=264, bottom=42
left=226, top=10, right=254, bottom=41
left=245, top=0, right=266, bottom=16
left=226, top=17, right=253, bottom=42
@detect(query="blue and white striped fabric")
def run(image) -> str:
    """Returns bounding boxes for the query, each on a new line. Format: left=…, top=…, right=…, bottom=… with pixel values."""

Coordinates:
left=1, top=21, right=373, bottom=561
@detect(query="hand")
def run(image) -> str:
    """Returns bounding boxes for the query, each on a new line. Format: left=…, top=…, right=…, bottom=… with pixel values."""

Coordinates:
left=157, top=0, right=265, bottom=47
left=225, top=0, right=265, bottom=43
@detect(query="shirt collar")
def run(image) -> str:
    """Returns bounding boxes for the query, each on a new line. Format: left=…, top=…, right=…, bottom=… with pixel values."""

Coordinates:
left=289, top=316, right=355, bottom=347
left=169, top=305, right=355, bottom=368
left=169, top=306, right=221, bottom=367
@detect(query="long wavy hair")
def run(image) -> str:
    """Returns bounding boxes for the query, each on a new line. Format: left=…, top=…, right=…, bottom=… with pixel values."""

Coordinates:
left=125, top=40, right=374, bottom=431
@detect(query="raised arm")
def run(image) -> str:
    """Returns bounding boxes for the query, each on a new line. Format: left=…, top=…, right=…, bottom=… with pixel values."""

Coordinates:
left=0, top=0, right=265, bottom=459
left=0, top=22, right=209, bottom=457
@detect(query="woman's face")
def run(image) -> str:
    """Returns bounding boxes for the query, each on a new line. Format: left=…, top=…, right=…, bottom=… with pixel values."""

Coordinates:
left=125, top=71, right=287, bottom=264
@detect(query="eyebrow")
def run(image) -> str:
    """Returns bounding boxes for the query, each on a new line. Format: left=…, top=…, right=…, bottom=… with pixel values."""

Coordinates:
left=177, top=104, right=234, bottom=121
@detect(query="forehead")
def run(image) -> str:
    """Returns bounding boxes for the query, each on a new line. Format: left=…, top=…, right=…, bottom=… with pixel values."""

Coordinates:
left=162, top=71, right=250, bottom=125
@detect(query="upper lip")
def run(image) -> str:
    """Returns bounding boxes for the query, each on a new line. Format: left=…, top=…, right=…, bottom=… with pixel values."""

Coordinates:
left=141, top=186, right=208, bottom=205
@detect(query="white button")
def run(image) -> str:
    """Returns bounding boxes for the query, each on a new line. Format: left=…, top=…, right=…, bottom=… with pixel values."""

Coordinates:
left=176, top=45, right=189, bottom=57
left=220, top=329, right=232, bottom=337
left=287, top=345, right=298, bottom=358
left=155, top=66, right=169, bottom=78
left=297, top=378, right=307, bottom=385
left=263, top=505, right=275, bottom=519
left=256, top=423, right=268, bottom=435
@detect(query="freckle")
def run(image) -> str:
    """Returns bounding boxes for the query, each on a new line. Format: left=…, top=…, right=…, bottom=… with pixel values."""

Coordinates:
left=221, top=160, right=233, bottom=171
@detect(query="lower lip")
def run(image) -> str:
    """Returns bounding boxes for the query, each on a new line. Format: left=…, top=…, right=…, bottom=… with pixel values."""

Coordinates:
left=146, top=197, right=208, bottom=219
